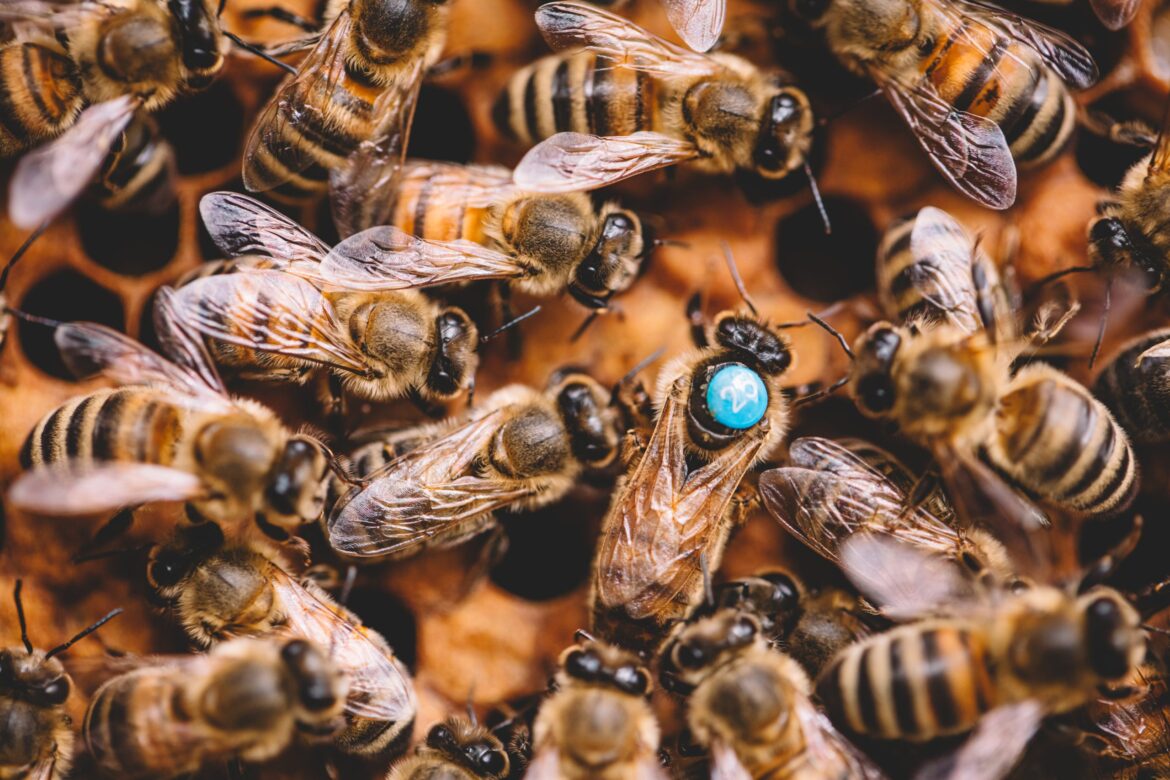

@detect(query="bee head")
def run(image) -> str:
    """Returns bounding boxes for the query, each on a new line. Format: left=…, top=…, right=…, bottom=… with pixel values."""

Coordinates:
left=1081, top=590, right=1144, bottom=682
left=264, top=436, right=330, bottom=528
left=426, top=719, right=511, bottom=779
left=550, top=373, right=620, bottom=469
left=426, top=308, right=479, bottom=400
left=662, top=610, right=760, bottom=692
left=712, top=571, right=804, bottom=637
left=849, top=323, right=902, bottom=417
left=0, top=649, right=70, bottom=707
left=754, top=88, right=814, bottom=180
left=167, top=0, right=225, bottom=79
left=559, top=641, right=652, bottom=697
left=569, top=208, right=646, bottom=309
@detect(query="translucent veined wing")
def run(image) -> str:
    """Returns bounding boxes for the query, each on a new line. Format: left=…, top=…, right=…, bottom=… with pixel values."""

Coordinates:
left=513, top=132, right=699, bottom=193
left=662, top=0, right=726, bottom=53
left=593, top=377, right=768, bottom=621
left=535, top=1, right=720, bottom=77
left=709, top=739, right=752, bottom=780
left=153, top=287, right=227, bottom=396
left=793, top=696, right=889, bottom=780
left=912, top=700, right=1045, bottom=780
left=888, top=206, right=983, bottom=334
left=9, top=96, right=137, bottom=228
left=0, top=0, right=108, bottom=31
left=168, top=270, right=372, bottom=375
left=305, top=226, right=527, bottom=291
left=8, top=462, right=204, bottom=516
left=198, top=191, right=329, bottom=262
left=1088, top=0, right=1140, bottom=30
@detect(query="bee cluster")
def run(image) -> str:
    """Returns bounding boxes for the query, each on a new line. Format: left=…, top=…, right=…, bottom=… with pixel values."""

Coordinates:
left=4, top=0, right=1170, bottom=778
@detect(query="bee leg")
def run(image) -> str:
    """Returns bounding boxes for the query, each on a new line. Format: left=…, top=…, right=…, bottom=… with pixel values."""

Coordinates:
left=900, top=470, right=941, bottom=517
left=1080, top=514, right=1143, bottom=592
left=325, top=373, right=347, bottom=437
left=72, top=506, right=138, bottom=562
left=240, top=6, right=317, bottom=31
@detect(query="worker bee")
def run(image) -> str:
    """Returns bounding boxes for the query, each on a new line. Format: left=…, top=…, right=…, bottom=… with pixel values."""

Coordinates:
left=525, top=634, right=667, bottom=780
left=7, top=297, right=331, bottom=534
left=148, top=520, right=417, bottom=758
left=1094, top=328, right=1170, bottom=444
left=590, top=297, right=794, bottom=655
left=1, top=580, right=120, bottom=780
left=500, top=2, right=816, bottom=195
left=171, top=192, right=480, bottom=408
left=817, top=533, right=1145, bottom=778
left=83, top=637, right=347, bottom=779
left=785, top=0, right=1097, bottom=209
left=0, top=0, right=227, bottom=228
left=327, top=369, right=622, bottom=572
left=658, top=607, right=885, bottom=780
left=388, top=717, right=512, bottom=780
left=242, top=0, right=449, bottom=223
left=346, top=159, right=650, bottom=311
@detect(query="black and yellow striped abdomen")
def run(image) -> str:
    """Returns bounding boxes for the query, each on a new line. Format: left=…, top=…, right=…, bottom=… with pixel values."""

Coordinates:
left=0, top=43, right=84, bottom=158
left=493, top=51, right=660, bottom=145
left=388, top=164, right=492, bottom=244
left=816, top=622, right=995, bottom=740
left=918, top=18, right=1074, bottom=168
left=991, top=364, right=1137, bottom=516
left=1094, top=328, right=1170, bottom=444
left=20, top=388, right=183, bottom=470
left=84, top=670, right=191, bottom=780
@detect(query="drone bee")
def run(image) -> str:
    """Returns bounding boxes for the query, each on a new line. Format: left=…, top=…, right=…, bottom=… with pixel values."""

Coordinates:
left=84, top=637, right=346, bottom=779
left=817, top=534, right=1145, bottom=779
left=172, top=192, right=481, bottom=408
left=388, top=718, right=512, bottom=780
left=786, top=0, right=1097, bottom=209
left=591, top=297, right=794, bottom=655
left=8, top=297, right=331, bottom=533
left=1, top=580, right=120, bottom=780
left=328, top=369, right=622, bottom=569
left=659, top=607, right=885, bottom=780
left=1094, top=328, right=1170, bottom=444
left=0, top=0, right=227, bottom=227
left=148, top=521, right=417, bottom=758
left=501, top=2, right=816, bottom=195
left=525, top=635, right=666, bottom=780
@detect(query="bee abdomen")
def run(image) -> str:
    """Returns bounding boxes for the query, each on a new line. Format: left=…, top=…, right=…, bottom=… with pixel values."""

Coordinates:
left=1094, top=329, right=1170, bottom=444
left=390, top=165, right=485, bottom=244
left=0, top=43, right=83, bottom=157
left=876, top=213, right=979, bottom=331
left=817, top=625, right=994, bottom=740
left=84, top=672, right=182, bottom=779
left=95, top=117, right=175, bottom=214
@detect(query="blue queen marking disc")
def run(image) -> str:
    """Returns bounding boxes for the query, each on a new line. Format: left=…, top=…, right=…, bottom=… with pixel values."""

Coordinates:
left=706, top=363, right=768, bottom=430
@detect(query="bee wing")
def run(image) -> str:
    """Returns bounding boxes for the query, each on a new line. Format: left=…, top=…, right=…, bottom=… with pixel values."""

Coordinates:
left=912, top=700, right=1045, bottom=780
left=167, top=270, right=373, bottom=376
left=401, top=160, right=518, bottom=208
left=268, top=567, right=417, bottom=722
left=152, top=287, right=229, bottom=396
left=709, top=740, right=752, bottom=780
left=8, top=462, right=204, bottom=515
left=878, top=79, right=1016, bottom=210
left=758, top=437, right=961, bottom=564
left=593, top=379, right=768, bottom=621
left=513, top=131, right=699, bottom=193
left=899, top=206, right=983, bottom=334
left=242, top=11, right=353, bottom=192
left=198, top=191, right=329, bottom=262
left=534, top=2, right=720, bottom=77
left=0, top=0, right=106, bottom=31
left=839, top=533, right=986, bottom=621
left=523, top=746, right=562, bottom=780
left=947, top=0, right=1097, bottom=88
left=328, top=408, right=533, bottom=557
left=662, top=0, right=726, bottom=53
left=306, top=225, right=527, bottom=291
left=1088, top=0, right=1140, bottom=30
left=25, top=758, right=58, bottom=780
left=794, top=696, right=889, bottom=780
left=1134, top=336, right=1170, bottom=366
left=9, top=95, right=137, bottom=229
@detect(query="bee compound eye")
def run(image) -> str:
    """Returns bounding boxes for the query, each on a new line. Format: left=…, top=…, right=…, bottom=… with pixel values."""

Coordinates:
left=41, top=677, right=70, bottom=705
left=479, top=749, right=508, bottom=775
left=705, top=364, right=768, bottom=430
left=857, top=373, right=896, bottom=413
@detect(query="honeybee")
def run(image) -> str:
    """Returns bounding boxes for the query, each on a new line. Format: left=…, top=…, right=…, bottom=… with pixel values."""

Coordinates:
left=91, top=115, right=177, bottom=216
left=242, top=0, right=449, bottom=223
left=500, top=2, right=816, bottom=194
left=525, top=634, right=667, bottom=780
left=659, top=607, right=885, bottom=780
left=7, top=298, right=331, bottom=534
left=83, top=637, right=347, bottom=779
left=388, top=717, right=512, bottom=780
left=785, top=0, right=1097, bottom=209
left=171, top=192, right=480, bottom=407
left=817, top=534, right=1145, bottom=779
left=1094, top=328, right=1170, bottom=444
left=328, top=369, right=622, bottom=569
left=0, top=0, right=227, bottom=227
left=148, top=520, right=417, bottom=758
left=347, top=159, right=650, bottom=311
left=590, top=299, right=794, bottom=655
left=1, top=580, right=120, bottom=780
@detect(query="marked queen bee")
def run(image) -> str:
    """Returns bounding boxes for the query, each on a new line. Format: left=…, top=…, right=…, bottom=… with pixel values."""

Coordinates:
left=785, top=0, right=1097, bottom=209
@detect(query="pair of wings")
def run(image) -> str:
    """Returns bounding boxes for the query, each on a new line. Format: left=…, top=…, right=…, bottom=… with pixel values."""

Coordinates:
left=512, top=2, right=740, bottom=194
left=327, top=405, right=536, bottom=558
left=592, top=376, right=768, bottom=623
left=653, top=0, right=725, bottom=53
left=6, top=292, right=243, bottom=517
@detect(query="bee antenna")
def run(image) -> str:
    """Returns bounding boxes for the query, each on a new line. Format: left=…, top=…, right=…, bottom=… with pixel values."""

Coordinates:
left=216, top=0, right=226, bottom=16
left=223, top=30, right=299, bottom=75
left=45, top=607, right=124, bottom=659
left=720, top=241, right=758, bottom=316
left=570, top=310, right=601, bottom=343
left=14, top=580, right=33, bottom=653
left=1089, top=276, right=1113, bottom=370
left=465, top=685, right=478, bottom=726
left=614, top=347, right=665, bottom=393
left=807, top=312, right=854, bottom=359
left=0, top=219, right=50, bottom=294
left=72, top=542, right=153, bottom=565
left=481, top=305, right=542, bottom=343
left=573, top=628, right=597, bottom=644
left=1142, top=624, right=1170, bottom=637
left=1024, top=264, right=1098, bottom=298
left=803, top=162, right=831, bottom=235
left=652, top=238, right=691, bottom=250
left=793, top=375, right=849, bottom=407
left=817, top=88, right=882, bottom=127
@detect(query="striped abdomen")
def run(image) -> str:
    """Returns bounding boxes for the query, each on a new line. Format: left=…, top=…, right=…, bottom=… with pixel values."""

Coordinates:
left=20, top=388, right=182, bottom=470
left=95, top=116, right=176, bottom=213
left=991, top=365, right=1137, bottom=516
left=917, top=17, right=1074, bottom=168
left=388, top=163, right=492, bottom=244
left=493, top=52, right=659, bottom=146
left=1094, top=328, right=1170, bottom=444
left=84, top=671, right=196, bottom=779
left=816, top=623, right=995, bottom=740
left=0, top=43, right=84, bottom=157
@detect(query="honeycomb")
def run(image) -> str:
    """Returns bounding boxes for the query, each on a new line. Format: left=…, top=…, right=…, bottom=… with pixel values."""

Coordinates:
left=2, top=0, right=1170, bottom=777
